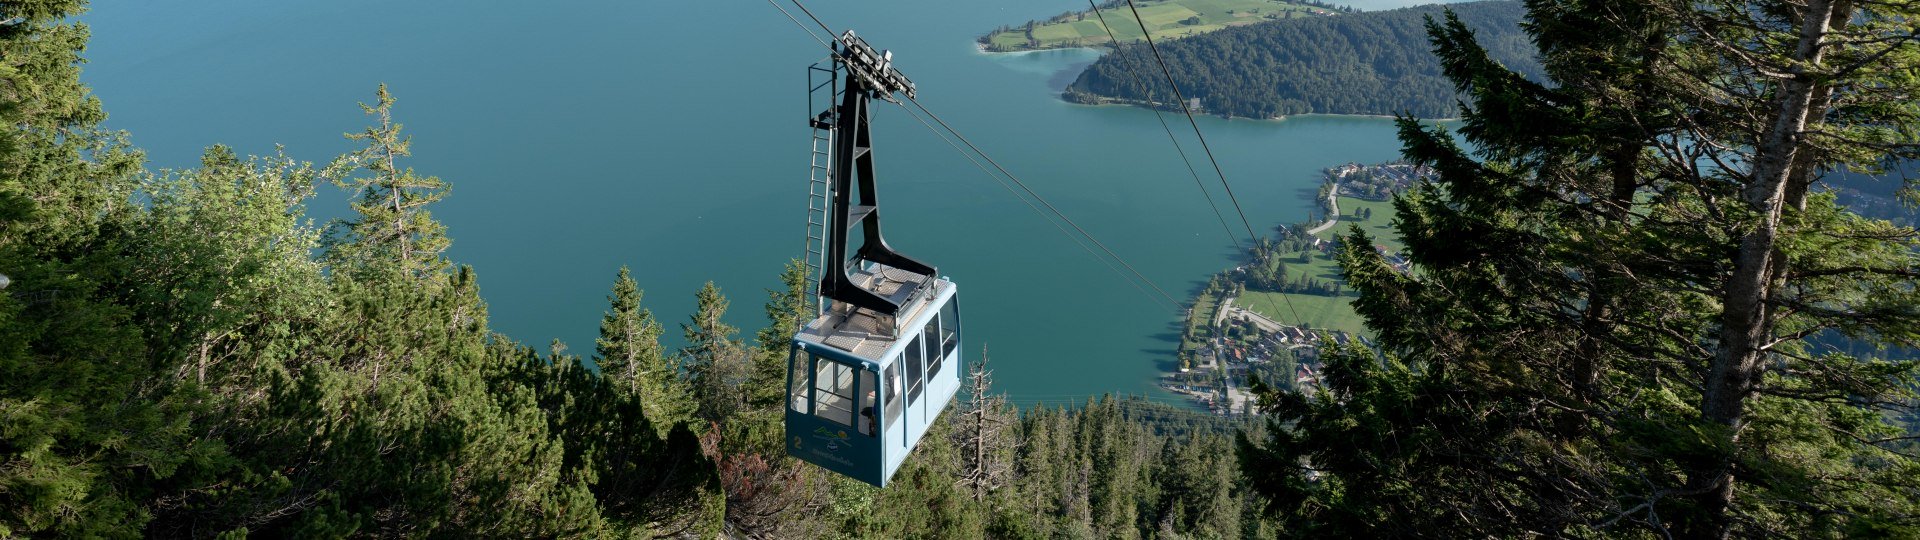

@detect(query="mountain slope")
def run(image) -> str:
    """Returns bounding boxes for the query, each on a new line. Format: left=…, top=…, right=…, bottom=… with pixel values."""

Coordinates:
left=1066, top=1, right=1541, bottom=118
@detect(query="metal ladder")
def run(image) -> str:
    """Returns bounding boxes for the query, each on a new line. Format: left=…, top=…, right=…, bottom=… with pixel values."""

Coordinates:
left=803, top=62, right=840, bottom=316
left=803, top=128, right=832, bottom=315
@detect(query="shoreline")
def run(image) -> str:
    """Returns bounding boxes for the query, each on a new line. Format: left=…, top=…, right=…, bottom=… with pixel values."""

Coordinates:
left=1162, top=161, right=1431, bottom=415
left=972, top=36, right=1434, bottom=412
left=1066, top=94, right=1458, bottom=122
left=977, top=41, right=1459, bottom=122
left=1303, top=185, right=1341, bottom=235
left=973, top=42, right=1100, bottom=56
left=1060, top=91, right=1457, bottom=122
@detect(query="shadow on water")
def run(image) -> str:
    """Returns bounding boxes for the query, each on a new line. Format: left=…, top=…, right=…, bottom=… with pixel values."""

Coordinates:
left=1048, top=60, right=1095, bottom=92
left=1145, top=324, right=1189, bottom=403
left=1294, top=185, right=1327, bottom=206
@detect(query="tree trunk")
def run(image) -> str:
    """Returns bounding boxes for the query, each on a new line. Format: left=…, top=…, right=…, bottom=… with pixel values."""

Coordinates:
left=1688, top=2, right=1845, bottom=537
left=1573, top=142, right=1643, bottom=401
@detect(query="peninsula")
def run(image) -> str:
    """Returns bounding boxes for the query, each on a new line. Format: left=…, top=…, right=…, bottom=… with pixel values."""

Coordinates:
left=1065, top=1, right=1541, bottom=118
left=1164, top=161, right=1433, bottom=414
left=977, top=0, right=1346, bottom=52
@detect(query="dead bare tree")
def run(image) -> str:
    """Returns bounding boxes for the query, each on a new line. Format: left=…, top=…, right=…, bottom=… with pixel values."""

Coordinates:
left=953, top=346, right=1017, bottom=501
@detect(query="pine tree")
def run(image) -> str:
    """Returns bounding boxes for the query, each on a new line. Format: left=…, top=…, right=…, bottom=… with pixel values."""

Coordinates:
left=748, top=259, right=809, bottom=409
left=594, top=266, right=691, bottom=435
left=324, top=84, right=450, bottom=279
left=0, top=2, right=200, bottom=536
left=681, top=281, right=747, bottom=422
left=131, top=146, right=331, bottom=386
left=1241, top=3, right=1920, bottom=537
left=123, top=147, right=347, bottom=536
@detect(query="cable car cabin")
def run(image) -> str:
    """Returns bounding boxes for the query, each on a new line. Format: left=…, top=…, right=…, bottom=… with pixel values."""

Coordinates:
left=785, top=28, right=957, bottom=487
left=786, top=264, right=961, bottom=487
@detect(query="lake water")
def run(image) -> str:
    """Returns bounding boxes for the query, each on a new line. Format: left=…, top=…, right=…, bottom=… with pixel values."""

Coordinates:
left=82, top=0, right=1458, bottom=406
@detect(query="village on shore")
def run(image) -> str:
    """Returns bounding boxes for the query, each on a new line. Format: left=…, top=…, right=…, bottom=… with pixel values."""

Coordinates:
left=1161, top=161, right=1434, bottom=415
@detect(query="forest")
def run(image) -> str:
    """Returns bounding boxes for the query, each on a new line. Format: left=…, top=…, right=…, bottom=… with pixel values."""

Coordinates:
left=1064, top=1, right=1542, bottom=118
left=0, top=1, right=1271, bottom=537
left=6, top=0, right=1920, bottom=538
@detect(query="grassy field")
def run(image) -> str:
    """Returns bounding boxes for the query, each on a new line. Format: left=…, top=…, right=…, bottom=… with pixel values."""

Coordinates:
left=1290, top=246, right=1346, bottom=282
left=1229, top=194, right=1402, bottom=338
left=983, top=0, right=1328, bottom=51
left=1187, top=292, right=1219, bottom=339
left=1191, top=292, right=1218, bottom=328
left=1176, top=186, right=1405, bottom=341
left=1237, top=290, right=1367, bottom=336
left=1313, top=196, right=1404, bottom=254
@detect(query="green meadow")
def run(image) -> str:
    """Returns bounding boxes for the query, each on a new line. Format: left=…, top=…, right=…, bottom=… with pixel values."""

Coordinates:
left=983, top=0, right=1329, bottom=51
left=1314, top=196, right=1404, bottom=254
left=1237, top=290, right=1366, bottom=337
left=1233, top=193, right=1408, bottom=338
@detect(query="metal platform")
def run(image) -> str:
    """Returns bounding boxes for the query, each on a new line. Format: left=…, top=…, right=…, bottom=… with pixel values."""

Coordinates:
left=795, top=264, right=949, bottom=362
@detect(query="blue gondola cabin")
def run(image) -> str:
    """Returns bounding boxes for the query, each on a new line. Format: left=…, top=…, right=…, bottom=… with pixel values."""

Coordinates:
left=786, top=265, right=961, bottom=487
left=787, top=30, right=963, bottom=487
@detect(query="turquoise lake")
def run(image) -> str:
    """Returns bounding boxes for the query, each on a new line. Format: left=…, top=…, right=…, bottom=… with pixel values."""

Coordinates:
left=82, top=0, right=1459, bottom=407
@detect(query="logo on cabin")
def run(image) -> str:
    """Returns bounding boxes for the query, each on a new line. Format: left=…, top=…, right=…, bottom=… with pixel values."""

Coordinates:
left=812, top=426, right=851, bottom=452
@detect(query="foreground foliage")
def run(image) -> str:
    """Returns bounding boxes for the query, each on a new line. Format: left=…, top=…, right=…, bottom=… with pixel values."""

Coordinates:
left=1244, top=0, right=1920, bottom=537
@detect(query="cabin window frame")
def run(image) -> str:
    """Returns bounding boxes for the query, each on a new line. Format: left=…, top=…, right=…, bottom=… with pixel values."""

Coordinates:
left=811, top=354, right=860, bottom=427
left=924, top=316, right=944, bottom=380
left=789, top=350, right=813, bottom=414
left=905, top=332, right=925, bottom=404
left=883, top=363, right=902, bottom=427
left=939, top=297, right=961, bottom=360
left=856, top=368, right=878, bottom=436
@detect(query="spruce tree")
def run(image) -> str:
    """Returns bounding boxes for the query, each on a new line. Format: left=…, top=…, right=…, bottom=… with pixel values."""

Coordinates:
left=196, top=86, right=614, bottom=537
left=0, top=0, right=143, bottom=254
left=324, top=84, right=450, bottom=279
left=1675, top=2, right=1920, bottom=535
left=748, top=259, right=809, bottom=409
left=1241, top=2, right=1920, bottom=537
left=0, top=2, right=198, bottom=536
left=520, top=335, right=721, bottom=538
left=681, top=281, right=747, bottom=421
left=594, top=266, right=691, bottom=435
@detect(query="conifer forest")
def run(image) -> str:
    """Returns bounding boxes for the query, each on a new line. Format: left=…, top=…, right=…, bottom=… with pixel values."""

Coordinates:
left=1066, top=1, right=1545, bottom=118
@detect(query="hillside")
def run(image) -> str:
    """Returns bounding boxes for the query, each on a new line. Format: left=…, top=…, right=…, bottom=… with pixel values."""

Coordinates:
left=979, top=0, right=1347, bottom=52
left=1065, top=1, right=1541, bottom=118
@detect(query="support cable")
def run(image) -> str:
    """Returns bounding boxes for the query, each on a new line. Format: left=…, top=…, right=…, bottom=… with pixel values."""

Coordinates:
left=762, top=0, right=831, bottom=49
left=1083, top=0, right=1241, bottom=250
left=902, top=95, right=1181, bottom=308
left=1117, top=0, right=1308, bottom=327
left=892, top=101, right=1174, bottom=311
left=766, top=0, right=1189, bottom=311
left=1117, top=0, right=1259, bottom=243
left=788, top=0, right=842, bottom=47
